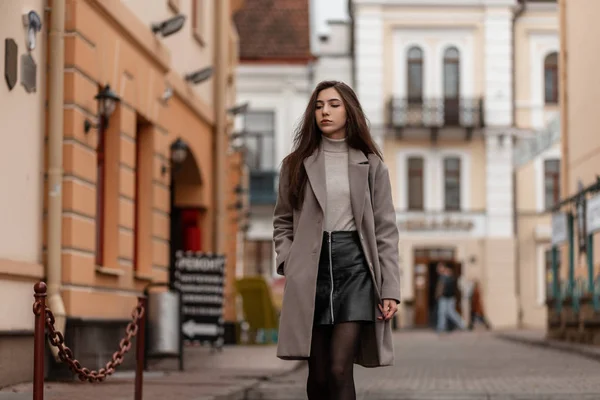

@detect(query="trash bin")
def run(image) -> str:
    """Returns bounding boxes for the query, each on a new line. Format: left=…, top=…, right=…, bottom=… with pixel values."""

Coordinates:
left=147, top=290, right=180, bottom=356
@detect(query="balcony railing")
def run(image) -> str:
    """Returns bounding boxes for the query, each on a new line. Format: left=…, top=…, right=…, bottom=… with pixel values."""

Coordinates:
left=388, top=97, right=485, bottom=129
left=249, top=170, right=278, bottom=206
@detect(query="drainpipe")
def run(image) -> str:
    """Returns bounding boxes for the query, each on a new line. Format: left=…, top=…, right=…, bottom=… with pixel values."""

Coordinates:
left=558, top=0, right=568, bottom=199
left=47, top=0, right=67, bottom=354
left=214, top=0, right=228, bottom=254
left=512, top=0, right=526, bottom=328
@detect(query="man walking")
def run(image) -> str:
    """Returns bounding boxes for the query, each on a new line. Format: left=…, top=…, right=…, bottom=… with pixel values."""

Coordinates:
left=435, top=263, right=467, bottom=333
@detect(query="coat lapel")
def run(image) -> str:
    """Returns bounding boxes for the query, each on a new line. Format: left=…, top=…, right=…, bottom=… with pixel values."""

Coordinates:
left=303, top=145, right=327, bottom=213
left=348, top=147, right=369, bottom=232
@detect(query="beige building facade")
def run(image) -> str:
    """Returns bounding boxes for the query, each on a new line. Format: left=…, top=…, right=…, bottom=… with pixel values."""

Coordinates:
left=513, top=0, right=560, bottom=329
left=353, top=0, right=560, bottom=330
left=0, top=0, right=47, bottom=387
left=0, top=0, right=245, bottom=386
left=545, top=0, right=600, bottom=344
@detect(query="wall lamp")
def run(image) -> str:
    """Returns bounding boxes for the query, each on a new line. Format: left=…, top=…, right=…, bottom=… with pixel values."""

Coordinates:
left=161, top=138, right=189, bottom=176
left=23, top=10, right=42, bottom=51
left=227, top=102, right=249, bottom=115
left=84, top=85, right=121, bottom=134
left=184, top=67, right=213, bottom=84
left=151, top=14, right=186, bottom=37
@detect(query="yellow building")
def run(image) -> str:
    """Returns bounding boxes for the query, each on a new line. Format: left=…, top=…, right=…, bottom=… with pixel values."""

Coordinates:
left=352, top=0, right=560, bottom=330
left=513, top=0, right=560, bottom=329
left=546, top=0, right=600, bottom=344
left=0, top=0, right=245, bottom=385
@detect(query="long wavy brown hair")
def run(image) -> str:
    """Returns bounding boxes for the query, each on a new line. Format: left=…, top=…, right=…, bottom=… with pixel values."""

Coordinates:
left=282, top=80, right=382, bottom=210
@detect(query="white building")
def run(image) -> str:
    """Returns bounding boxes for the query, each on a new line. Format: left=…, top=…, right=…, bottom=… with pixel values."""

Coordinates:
left=234, top=0, right=314, bottom=277
left=352, top=0, right=559, bottom=329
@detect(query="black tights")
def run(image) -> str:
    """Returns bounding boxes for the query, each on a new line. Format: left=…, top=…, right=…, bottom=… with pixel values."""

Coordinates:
left=306, top=322, right=362, bottom=400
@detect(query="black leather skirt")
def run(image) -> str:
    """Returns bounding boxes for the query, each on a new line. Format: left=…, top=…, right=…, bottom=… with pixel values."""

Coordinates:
left=313, top=231, right=375, bottom=325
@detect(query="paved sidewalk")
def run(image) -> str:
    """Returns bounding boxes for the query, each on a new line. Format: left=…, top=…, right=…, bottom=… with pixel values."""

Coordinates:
left=495, top=329, right=600, bottom=362
left=249, top=331, right=600, bottom=399
left=0, top=344, right=302, bottom=400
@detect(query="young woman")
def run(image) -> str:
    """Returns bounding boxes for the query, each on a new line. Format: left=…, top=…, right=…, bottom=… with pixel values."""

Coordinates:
left=273, top=80, right=401, bottom=400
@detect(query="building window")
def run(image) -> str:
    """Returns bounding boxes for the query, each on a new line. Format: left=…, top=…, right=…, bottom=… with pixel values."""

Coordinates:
left=544, top=159, right=560, bottom=210
left=544, top=52, right=559, bottom=104
left=443, top=47, right=460, bottom=125
left=244, top=111, right=275, bottom=171
left=407, top=157, right=424, bottom=211
left=444, top=157, right=461, bottom=211
left=443, top=47, right=460, bottom=99
left=407, top=46, right=423, bottom=103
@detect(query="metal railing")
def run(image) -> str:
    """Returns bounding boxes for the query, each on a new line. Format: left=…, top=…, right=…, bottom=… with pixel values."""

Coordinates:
left=33, top=282, right=147, bottom=400
left=388, top=97, right=485, bottom=129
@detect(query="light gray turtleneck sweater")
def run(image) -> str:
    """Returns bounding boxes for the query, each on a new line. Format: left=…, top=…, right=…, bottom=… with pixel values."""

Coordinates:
left=322, top=136, right=356, bottom=232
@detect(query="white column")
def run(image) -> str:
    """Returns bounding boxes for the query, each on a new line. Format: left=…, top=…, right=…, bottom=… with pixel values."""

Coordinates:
left=355, top=5, right=384, bottom=147
left=485, top=132, right=514, bottom=237
left=483, top=6, right=513, bottom=127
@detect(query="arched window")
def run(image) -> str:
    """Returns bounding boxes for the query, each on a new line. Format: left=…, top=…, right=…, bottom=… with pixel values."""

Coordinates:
left=443, top=47, right=460, bottom=125
left=443, top=47, right=460, bottom=99
left=544, top=52, right=559, bottom=104
left=407, top=46, right=423, bottom=103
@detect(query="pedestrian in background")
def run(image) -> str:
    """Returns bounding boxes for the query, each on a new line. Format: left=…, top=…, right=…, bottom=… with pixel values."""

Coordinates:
left=435, top=263, right=467, bottom=333
left=273, top=80, right=401, bottom=400
left=469, top=280, right=491, bottom=330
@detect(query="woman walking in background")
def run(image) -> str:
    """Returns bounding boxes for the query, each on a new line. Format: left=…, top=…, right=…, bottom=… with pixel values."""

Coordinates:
left=272, top=80, right=401, bottom=400
left=469, top=280, right=491, bottom=330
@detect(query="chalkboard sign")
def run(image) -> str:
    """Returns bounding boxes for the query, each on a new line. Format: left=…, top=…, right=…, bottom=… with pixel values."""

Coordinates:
left=172, top=251, right=225, bottom=345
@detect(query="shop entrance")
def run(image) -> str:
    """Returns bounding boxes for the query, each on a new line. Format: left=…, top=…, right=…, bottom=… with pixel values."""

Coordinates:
left=413, top=247, right=462, bottom=329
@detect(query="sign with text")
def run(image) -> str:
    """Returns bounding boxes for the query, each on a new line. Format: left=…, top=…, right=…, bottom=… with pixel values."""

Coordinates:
left=395, top=212, right=486, bottom=237
left=172, top=251, right=226, bottom=343
left=587, top=194, right=600, bottom=235
left=551, top=212, right=568, bottom=246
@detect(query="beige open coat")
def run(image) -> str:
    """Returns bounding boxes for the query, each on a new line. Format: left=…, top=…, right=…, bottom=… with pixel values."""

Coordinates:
left=272, top=144, right=401, bottom=367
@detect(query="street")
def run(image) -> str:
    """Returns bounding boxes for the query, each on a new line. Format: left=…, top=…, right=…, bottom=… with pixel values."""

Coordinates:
left=247, top=331, right=600, bottom=400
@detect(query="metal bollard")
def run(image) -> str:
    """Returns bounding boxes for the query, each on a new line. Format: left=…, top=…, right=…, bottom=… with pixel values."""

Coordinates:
left=135, top=296, right=147, bottom=400
left=33, top=281, right=47, bottom=400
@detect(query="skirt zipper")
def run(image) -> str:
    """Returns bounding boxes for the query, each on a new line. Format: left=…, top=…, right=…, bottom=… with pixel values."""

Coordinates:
left=328, top=231, right=334, bottom=324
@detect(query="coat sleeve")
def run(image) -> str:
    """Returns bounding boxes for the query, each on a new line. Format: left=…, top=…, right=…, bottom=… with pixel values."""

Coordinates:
left=272, top=163, right=293, bottom=276
left=372, top=161, right=401, bottom=303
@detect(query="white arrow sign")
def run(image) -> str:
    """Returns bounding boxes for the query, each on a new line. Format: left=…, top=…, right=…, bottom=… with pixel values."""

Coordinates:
left=182, top=320, right=218, bottom=338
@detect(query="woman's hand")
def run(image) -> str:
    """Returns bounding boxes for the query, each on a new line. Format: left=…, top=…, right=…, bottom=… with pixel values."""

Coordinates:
left=377, top=299, right=398, bottom=321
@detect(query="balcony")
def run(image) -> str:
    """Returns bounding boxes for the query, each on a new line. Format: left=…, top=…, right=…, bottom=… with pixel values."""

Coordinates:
left=387, top=97, right=484, bottom=141
left=249, top=170, right=278, bottom=206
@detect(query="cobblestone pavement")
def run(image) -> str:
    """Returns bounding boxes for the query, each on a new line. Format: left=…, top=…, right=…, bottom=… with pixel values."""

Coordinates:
left=247, top=331, right=600, bottom=400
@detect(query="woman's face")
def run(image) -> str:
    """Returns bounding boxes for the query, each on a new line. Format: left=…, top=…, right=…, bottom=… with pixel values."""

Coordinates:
left=315, top=87, right=347, bottom=139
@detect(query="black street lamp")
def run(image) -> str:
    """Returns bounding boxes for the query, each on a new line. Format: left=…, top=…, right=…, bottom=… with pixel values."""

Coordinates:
left=84, top=84, right=121, bottom=133
left=170, top=138, right=189, bottom=165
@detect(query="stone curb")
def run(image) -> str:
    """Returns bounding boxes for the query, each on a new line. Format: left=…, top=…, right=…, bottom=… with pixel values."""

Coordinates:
left=495, top=332, right=600, bottom=363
